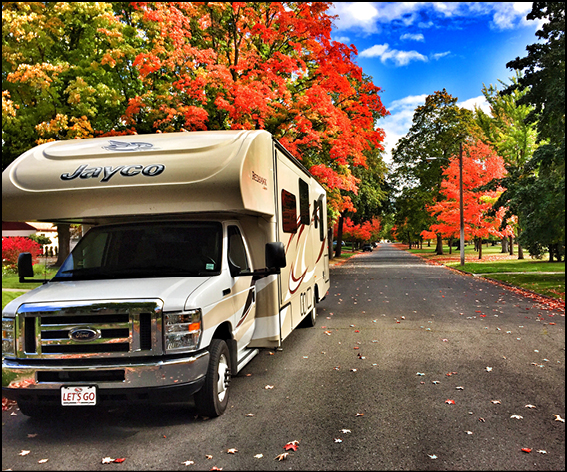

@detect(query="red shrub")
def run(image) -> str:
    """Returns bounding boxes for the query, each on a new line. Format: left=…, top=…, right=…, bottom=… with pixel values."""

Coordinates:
left=2, top=237, right=41, bottom=269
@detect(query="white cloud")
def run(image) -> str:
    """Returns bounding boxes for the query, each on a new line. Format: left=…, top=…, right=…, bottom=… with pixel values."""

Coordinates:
left=331, top=2, right=537, bottom=33
left=431, top=51, right=450, bottom=60
left=400, top=33, right=425, bottom=42
left=332, top=35, right=351, bottom=44
left=379, top=95, right=428, bottom=163
left=459, top=95, right=490, bottom=114
left=360, top=43, right=428, bottom=66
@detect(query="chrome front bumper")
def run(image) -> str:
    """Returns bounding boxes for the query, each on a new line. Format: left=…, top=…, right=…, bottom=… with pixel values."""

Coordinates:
left=2, top=351, right=209, bottom=393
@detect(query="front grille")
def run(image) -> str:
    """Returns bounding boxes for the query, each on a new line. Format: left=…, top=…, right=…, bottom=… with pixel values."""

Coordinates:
left=37, top=370, right=126, bottom=382
left=16, top=300, right=163, bottom=359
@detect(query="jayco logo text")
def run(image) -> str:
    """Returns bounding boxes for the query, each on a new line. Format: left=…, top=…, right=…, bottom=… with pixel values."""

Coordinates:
left=61, top=164, right=165, bottom=183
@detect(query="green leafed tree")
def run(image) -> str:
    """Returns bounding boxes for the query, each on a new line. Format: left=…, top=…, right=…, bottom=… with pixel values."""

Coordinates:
left=500, top=2, right=565, bottom=260
left=390, top=89, right=476, bottom=253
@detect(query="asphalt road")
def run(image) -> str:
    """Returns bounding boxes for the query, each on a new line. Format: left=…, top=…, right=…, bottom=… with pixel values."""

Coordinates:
left=2, top=243, right=565, bottom=471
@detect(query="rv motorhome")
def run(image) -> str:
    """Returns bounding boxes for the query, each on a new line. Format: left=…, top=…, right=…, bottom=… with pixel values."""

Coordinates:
left=2, top=130, right=330, bottom=417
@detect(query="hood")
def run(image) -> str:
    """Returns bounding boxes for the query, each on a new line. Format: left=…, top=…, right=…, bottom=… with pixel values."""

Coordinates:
left=2, top=276, right=213, bottom=315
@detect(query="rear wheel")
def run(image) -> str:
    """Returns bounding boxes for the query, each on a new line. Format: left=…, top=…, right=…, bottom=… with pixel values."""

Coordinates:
left=300, top=305, right=317, bottom=328
left=194, top=339, right=232, bottom=417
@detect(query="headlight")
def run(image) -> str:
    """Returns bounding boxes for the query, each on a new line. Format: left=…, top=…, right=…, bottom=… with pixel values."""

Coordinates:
left=164, top=309, right=202, bottom=352
left=2, top=318, right=16, bottom=358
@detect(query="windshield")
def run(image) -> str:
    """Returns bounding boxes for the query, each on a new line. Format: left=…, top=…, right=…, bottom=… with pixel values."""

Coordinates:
left=54, top=222, right=222, bottom=280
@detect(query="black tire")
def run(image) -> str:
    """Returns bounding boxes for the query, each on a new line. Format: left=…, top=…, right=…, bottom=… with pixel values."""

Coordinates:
left=300, top=305, right=317, bottom=328
left=194, top=339, right=232, bottom=417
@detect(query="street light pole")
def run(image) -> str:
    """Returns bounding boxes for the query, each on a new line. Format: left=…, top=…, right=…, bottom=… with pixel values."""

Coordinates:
left=458, top=142, right=465, bottom=267
left=426, top=142, right=465, bottom=266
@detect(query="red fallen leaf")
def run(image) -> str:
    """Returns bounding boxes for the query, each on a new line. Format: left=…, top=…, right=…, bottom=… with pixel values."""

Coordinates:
left=445, top=399, right=456, bottom=404
left=521, top=448, right=532, bottom=453
left=353, top=346, right=360, bottom=350
left=549, top=322, right=556, bottom=325
left=354, top=330, right=360, bottom=333
left=284, top=440, right=299, bottom=451
left=114, top=458, right=126, bottom=463
left=480, top=315, right=486, bottom=317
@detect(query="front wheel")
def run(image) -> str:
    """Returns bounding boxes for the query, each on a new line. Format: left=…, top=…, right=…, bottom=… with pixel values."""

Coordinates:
left=194, top=339, right=232, bottom=417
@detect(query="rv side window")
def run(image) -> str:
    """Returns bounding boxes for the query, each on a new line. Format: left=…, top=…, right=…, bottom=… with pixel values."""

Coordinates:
left=313, top=200, right=318, bottom=229
left=228, top=226, right=250, bottom=272
left=281, top=189, right=297, bottom=233
left=299, top=179, right=309, bottom=225
left=318, top=199, right=325, bottom=241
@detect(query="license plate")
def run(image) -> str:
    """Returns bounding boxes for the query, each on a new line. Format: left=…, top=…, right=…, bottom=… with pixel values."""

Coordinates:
left=61, top=386, right=97, bottom=406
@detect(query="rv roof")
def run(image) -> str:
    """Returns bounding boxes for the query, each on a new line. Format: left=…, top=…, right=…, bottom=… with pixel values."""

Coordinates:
left=2, top=130, right=283, bottom=223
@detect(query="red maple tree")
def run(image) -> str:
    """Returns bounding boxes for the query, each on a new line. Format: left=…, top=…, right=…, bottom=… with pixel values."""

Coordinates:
left=422, top=140, right=510, bottom=258
left=124, top=2, right=388, bottom=215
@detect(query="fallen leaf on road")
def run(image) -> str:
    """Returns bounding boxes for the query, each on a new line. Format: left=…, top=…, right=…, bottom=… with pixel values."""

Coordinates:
left=510, top=415, right=524, bottom=420
left=341, top=429, right=351, bottom=433
left=102, top=457, right=114, bottom=464
left=428, top=454, right=438, bottom=459
left=521, top=448, right=532, bottom=453
left=113, top=458, right=125, bottom=463
left=356, top=413, right=364, bottom=416
left=27, top=433, right=38, bottom=438
left=465, top=431, right=473, bottom=435
left=182, top=460, right=195, bottom=466
left=456, top=386, right=464, bottom=390
left=554, top=415, right=565, bottom=422
left=254, top=454, right=263, bottom=459
left=284, top=443, right=298, bottom=452
left=479, top=417, right=486, bottom=423
left=206, top=455, right=213, bottom=460
left=19, top=451, right=31, bottom=456
left=485, top=367, right=493, bottom=372
left=275, top=453, right=289, bottom=461
left=264, top=385, right=274, bottom=389
left=416, top=372, right=425, bottom=376
left=537, top=450, right=547, bottom=454
left=227, top=448, right=238, bottom=454
left=38, top=459, right=49, bottom=464
left=525, top=404, right=536, bottom=409
left=491, top=400, right=501, bottom=404
left=432, top=381, right=440, bottom=384
left=334, top=438, right=343, bottom=443
left=445, top=399, right=455, bottom=404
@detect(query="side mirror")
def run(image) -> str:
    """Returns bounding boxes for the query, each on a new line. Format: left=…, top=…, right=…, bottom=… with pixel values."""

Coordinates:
left=266, top=242, right=286, bottom=269
left=18, top=252, right=34, bottom=283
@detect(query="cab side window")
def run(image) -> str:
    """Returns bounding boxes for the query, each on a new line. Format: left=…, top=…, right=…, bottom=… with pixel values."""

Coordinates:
left=228, top=226, right=250, bottom=272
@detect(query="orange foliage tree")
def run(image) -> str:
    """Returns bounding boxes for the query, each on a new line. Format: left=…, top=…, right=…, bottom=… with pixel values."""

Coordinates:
left=335, top=217, right=381, bottom=245
left=421, top=140, right=510, bottom=259
left=126, top=2, right=388, bottom=218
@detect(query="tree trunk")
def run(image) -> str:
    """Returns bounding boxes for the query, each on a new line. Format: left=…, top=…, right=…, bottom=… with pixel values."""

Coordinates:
left=55, top=224, right=71, bottom=267
left=516, top=227, right=524, bottom=260
left=334, top=214, right=344, bottom=258
left=478, top=238, right=482, bottom=260
left=435, top=234, right=444, bottom=255
left=501, top=237, right=508, bottom=253
left=448, top=237, right=453, bottom=254
left=509, top=235, right=514, bottom=255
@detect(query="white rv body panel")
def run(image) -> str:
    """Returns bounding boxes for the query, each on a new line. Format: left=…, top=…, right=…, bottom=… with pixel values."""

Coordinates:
left=2, top=130, right=330, bottom=416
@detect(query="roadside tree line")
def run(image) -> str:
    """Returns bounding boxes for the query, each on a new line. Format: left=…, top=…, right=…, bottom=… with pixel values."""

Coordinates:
left=390, top=3, right=565, bottom=262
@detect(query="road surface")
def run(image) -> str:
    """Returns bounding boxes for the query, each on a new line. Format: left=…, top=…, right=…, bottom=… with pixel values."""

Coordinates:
left=2, top=243, right=564, bottom=470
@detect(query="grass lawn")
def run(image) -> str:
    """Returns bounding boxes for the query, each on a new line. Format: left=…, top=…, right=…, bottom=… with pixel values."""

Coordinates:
left=397, top=243, right=565, bottom=301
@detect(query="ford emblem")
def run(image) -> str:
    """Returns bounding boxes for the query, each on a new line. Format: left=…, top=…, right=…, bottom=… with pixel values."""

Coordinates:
left=69, top=327, right=101, bottom=342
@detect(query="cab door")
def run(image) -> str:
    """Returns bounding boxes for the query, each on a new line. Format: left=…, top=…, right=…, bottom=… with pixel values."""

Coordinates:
left=227, top=225, right=257, bottom=352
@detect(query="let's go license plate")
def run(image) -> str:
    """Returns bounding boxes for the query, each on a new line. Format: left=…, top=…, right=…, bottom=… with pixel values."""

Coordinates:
left=61, top=386, right=97, bottom=406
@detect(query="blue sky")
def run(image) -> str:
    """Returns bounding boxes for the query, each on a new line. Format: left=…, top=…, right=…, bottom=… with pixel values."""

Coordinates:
left=328, top=2, right=543, bottom=163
